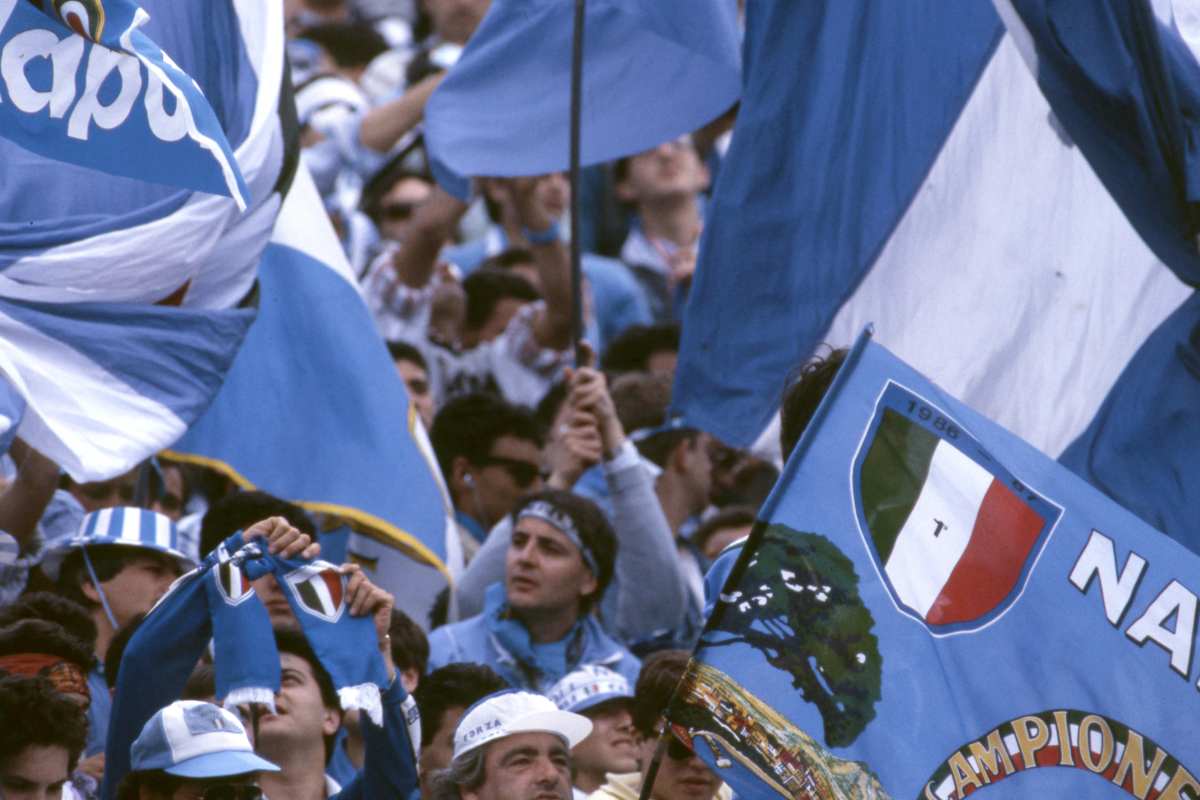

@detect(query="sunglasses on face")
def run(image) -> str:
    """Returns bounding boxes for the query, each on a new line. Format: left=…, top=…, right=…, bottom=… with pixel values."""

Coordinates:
left=476, top=455, right=541, bottom=488
left=191, top=785, right=263, bottom=800
left=381, top=202, right=416, bottom=221
left=665, top=732, right=695, bottom=761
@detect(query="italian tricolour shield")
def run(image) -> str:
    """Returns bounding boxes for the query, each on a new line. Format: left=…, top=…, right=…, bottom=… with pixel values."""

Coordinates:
left=214, top=561, right=254, bottom=606
left=852, top=382, right=1061, bottom=634
left=283, top=563, right=346, bottom=623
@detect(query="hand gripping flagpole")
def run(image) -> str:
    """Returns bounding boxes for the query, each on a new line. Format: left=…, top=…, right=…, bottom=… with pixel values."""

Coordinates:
left=569, top=0, right=587, bottom=366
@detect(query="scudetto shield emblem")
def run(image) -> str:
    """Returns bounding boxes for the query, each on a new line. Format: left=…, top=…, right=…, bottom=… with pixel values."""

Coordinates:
left=283, top=563, right=345, bottom=623
left=214, top=560, right=254, bottom=606
left=852, top=382, right=1061, bottom=634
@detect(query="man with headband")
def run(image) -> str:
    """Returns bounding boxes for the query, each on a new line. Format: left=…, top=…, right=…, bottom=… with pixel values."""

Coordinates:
left=428, top=489, right=640, bottom=693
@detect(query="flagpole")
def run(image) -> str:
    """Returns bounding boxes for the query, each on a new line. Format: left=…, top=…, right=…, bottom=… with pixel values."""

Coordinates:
left=569, top=0, right=587, bottom=366
left=636, top=731, right=667, bottom=800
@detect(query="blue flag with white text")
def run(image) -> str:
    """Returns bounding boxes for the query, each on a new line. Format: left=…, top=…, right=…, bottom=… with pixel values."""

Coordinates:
left=0, top=0, right=291, bottom=481
left=670, top=331, right=1200, bottom=799
left=0, top=0, right=248, bottom=204
left=673, top=0, right=1197, bottom=548
left=425, top=0, right=741, bottom=178
left=168, top=168, right=461, bottom=615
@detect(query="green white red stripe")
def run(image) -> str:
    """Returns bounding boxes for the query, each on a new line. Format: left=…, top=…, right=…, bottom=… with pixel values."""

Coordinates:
left=862, top=410, right=1044, bottom=626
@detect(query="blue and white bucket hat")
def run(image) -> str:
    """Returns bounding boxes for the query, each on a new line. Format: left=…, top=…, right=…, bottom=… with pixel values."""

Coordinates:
left=41, top=506, right=196, bottom=581
left=132, top=701, right=280, bottom=778
left=547, top=665, right=633, bottom=715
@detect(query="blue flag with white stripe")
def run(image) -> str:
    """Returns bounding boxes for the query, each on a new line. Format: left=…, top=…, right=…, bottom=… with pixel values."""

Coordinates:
left=0, top=0, right=248, bottom=205
left=424, top=0, right=741, bottom=178
left=670, top=330, right=1200, bottom=799
left=168, top=168, right=461, bottom=618
left=0, top=0, right=291, bottom=480
left=673, top=1, right=1197, bottom=547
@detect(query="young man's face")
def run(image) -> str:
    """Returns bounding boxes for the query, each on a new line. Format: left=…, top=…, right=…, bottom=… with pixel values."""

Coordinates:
left=160, top=774, right=261, bottom=800
left=418, top=705, right=465, bottom=799
left=395, top=357, right=435, bottom=430
left=257, top=653, right=340, bottom=750
left=93, top=551, right=181, bottom=630
left=618, top=139, right=709, bottom=206
left=462, top=435, right=543, bottom=529
left=377, top=177, right=432, bottom=243
left=570, top=703, right=638, bottom=782
left=638, top=731, right=722, bottom=800
left=505, top=517, right=596, bottom=620
left=0, top=744, right=70, bottom=800
left=461, top=732, right=572, bottom=800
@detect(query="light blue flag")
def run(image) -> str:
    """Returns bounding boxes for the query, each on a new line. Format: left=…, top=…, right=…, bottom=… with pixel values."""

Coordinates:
left=671, top=329, right=1200, bottom=799
left=0, top=0, right=290, bottom=481
left=424, top=0, right=741, bottom=178
left=673, top=1, right=1195, bottom=548
left=0, top=0, right=249, bottom=205
left=168, top=169, right=460, bottom=606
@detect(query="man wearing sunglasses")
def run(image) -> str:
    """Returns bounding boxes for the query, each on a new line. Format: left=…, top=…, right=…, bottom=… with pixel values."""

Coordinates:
left=116, top=700, right=279, bottom=800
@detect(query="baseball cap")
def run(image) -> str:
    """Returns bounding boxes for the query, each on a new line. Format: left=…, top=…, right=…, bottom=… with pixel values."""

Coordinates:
left=453, top=690, right=593, bottom=760
left=131, top=701, right=280, bottom=778
left=547, top=665, right=633, bottom=715
left=42, top=506, right=196, bottom=581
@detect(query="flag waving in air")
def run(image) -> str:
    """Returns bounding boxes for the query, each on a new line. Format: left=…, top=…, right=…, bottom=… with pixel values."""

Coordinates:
left=0, top=0, right=292, bottom=481
left=670, top=330, right=1200, bottom=799
left=0, top=0, right=249, bottom=204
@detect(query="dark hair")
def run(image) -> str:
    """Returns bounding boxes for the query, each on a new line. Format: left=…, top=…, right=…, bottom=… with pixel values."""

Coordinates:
left=103, top=613, right=147, bottom=691
left=297, top=22, right=388, bottom=69
left=388, top=609, right=429, bottom=677
left=0, top=619, right=92, bottom=669
left=361, top=166, right=432, bottom=225
left=479, top=247, right=536, bottom=274
left=780, top=347, right=847, bottom=461
left=711, top=458, right=780, bottom=510
left=56, top=545, right=145, bottom=611
left=413, top=664, right=507, bottom=746
left=609, top=372, right=696, bottom=468
left=691, top=507, right=756, bottom=557
left=601, top=323, right=680, bottom=376
left=0, top=675, right=88, bottom=772
left=199, top=491, right=317, bottom=561
left=533, top=380, right=569, bottom=434
left=430, top=393, right=543, bottom=481
left=0, top=593, right=97, bottom=655
left=630, top=650, right=691, bottom=737
left=461, top=269, right=540, bottom=334
left=182, top=663, right=217, bottom=702
left=512, top=490, right=617, bottom=612
left=386, top=340, right=428, bottom=371
left=275, top=629, right=340, bottom=763
left=116, top=769, right=184, bottom=800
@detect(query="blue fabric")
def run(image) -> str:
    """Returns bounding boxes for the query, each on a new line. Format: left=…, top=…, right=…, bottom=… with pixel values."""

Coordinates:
left=326, top=727, right=359, bottom=789
left=679, top=329, right=1200, bottom=797
left=1061, top=291, right=1200, bottom=551
left=171, top=242, right=452, bottom=574
left=456, top=510, right=487, bottom=546
left=671, top=1, right=1003, bottom=447
left=427, top=583, right=640, bottom=693
left=0, top=380, right=25, bottom=455
left=205, top=549, right=280, bottom=707
left=85, top=664, right=111, bottom=758
left=0, top=295, right=255, bottom=422
left=0, top=0, right=249, bottom=206
left=425, top=0, right=741, bottom=178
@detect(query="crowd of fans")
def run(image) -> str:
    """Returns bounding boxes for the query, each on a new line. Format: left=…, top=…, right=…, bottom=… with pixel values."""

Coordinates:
left=0, top=1, right=829, bottom=799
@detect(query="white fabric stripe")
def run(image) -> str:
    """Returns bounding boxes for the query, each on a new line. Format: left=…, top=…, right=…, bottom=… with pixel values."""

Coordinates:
left=93, top=508, right=114, bottom=540
left=824, top=36, right=1191, bottom=458
left=120, top=507, right=143, bottom=545
left=155, top=512, right=171, bottom=549
left=884, top=440, right=994, bottom=618
left=271, top=167, right=360, bottom=287
left=0, top=309, right=186, bottom=481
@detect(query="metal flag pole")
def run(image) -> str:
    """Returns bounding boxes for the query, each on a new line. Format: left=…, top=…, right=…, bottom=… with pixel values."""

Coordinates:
left=636, top=730, right=668, bottom=800
left=569, top=0, right=587, bottom=366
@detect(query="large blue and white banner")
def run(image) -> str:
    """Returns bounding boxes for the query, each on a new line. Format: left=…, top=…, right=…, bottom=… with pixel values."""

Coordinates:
left=0, top=0, right=248, bottom=204
left=168, top=168, right=461, bottom=619
left=670, top=331, right=1200, bottom=799
left=0, top=0, right=289, bottom=480
left=673, top=0, right=1198, bottom=549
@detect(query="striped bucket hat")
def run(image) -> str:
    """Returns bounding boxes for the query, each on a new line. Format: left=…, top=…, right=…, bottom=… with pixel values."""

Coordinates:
left=42, top=506, right=196, bottom=581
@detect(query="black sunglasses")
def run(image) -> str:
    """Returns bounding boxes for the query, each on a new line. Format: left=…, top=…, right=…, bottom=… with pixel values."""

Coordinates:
left=381, top=202, right=416, bottom=221
left=476, top=455, right=541, bottom=488
left=666, top=732, right=695, bottom=761
left=196, top=786, right=262, bottom=800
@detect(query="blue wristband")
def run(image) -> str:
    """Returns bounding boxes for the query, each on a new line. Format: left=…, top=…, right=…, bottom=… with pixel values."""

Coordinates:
left=522, top=221, right=563, bottom=245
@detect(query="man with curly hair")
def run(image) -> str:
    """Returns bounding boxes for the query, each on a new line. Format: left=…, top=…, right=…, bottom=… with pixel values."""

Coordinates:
left=0, top=674, right=89, bottom=800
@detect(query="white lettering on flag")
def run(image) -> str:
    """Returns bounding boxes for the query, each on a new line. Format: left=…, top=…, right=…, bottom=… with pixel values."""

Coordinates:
left=885, top=440, right=994, bottom=618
